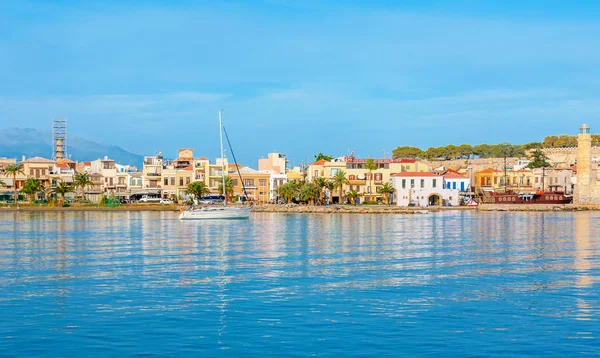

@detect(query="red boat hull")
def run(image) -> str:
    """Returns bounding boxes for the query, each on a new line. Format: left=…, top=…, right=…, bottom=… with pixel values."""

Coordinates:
left=480, top=192, right=572, bottom=204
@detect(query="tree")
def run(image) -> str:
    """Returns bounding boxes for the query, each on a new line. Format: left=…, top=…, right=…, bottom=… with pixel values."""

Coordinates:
left=187, top=181, right=211, bottom=201
left=379, top=182, right=396, bottom=205
left=523, top=142, right=542, bottom=150
left=0, top=179, right=4, bottom=187
left=53, top=181, right=73, bottom=205
left=218, top=176, right=234, bottom=202
left=332, top=170, right=348, bottom=204
left=325, top=181, right=335, bottom=204
left=391, top=146, right=423, bottom=159
left=278, top=182, right=299, bottom=204
left=346, top=189, right=360, bottom=205
left=300, top=182, right=321, bottom=205
left=526, top=149, right=551, bottom=169
left=313, top=153, right=333, bottom=162
left=21, top=177, right=43, bottom=204
left=313, top=177, right=329, bottom=205
left=74, top=173, right=94, bottom=202
left=365, top=158, right=377, bottom=201
left=4, top=163, right=25, bottom=203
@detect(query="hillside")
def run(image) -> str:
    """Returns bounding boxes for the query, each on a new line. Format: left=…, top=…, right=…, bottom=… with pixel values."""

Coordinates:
left=0, top=128, right=143, bottom=167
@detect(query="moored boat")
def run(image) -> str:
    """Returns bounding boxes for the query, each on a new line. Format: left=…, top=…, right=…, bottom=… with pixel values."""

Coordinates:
left=480, top=191, right=572, bottom=204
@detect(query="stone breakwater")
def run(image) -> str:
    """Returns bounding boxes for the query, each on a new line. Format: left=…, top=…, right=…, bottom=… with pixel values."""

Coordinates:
left=251, top=204, right=600, bottom=213
left=477, top=204, right=600, bottom=212
left=251, top=204, right=450, bottom=214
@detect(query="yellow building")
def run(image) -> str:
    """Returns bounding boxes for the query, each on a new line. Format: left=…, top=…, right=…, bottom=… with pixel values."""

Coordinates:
left=307, top=156, right=431, bottom=202
left=475, top=168, right=535, bottom=192
left=230, top=167, right=271, bottom=204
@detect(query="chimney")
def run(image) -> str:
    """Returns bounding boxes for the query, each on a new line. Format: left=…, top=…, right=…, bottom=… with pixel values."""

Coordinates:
left=21, top=155, right=26, bottom=162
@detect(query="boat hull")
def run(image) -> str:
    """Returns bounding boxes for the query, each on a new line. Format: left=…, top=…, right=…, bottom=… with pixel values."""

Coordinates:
left=179, top=207, right=251, bottom=220
left=480, top=192, right=572, bottom=204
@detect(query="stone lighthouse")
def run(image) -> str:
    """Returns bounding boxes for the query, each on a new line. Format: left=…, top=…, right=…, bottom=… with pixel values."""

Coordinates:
left=574, top=124, right=595, bottom=204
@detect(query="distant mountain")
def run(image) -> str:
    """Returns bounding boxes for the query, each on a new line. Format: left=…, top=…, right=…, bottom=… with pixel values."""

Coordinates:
left=0, top=128, right=144, bottom=167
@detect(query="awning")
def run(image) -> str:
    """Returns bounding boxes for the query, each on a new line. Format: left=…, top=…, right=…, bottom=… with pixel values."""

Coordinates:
left=1, top=178, right=14, bottom=186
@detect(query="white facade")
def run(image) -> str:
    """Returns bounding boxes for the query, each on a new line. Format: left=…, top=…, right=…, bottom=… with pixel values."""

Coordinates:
left=443, top=173, right=471, bottom=192
left=269, top=172, right=288, bottom=202
left=391, top=173, right=459, bottom=207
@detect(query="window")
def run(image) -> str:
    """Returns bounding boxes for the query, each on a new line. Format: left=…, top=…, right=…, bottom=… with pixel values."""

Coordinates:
left=164, top=178, right=169, bottom=186
left=179, top=177, right=184, bottom=186
left=494, top=177, right=498, bottom=185
left=314, top=170, right=319, bottom=178
left=349, top=175, right=356, bottom=180
left=432, top=179, right=437, bottom=188
left=402, top=179, right=406, bottom=189
left=410, top=179, right=415, bottom=188
left=171, top=177, right=175, bottom=186
left=452, top=182, right=456, bottom=189
left=244, top=179, right=255, bottom=187
left=330, top=168, right=340, bottom=176
left=420, top=179, right=425, bottom=188
left=232, top=179, right=238, bottom=186
left=374, top=173, right=383, bottom=181
left=259, top=179, right=267, bottom=187
left=186, top=177, right=190, bottom=185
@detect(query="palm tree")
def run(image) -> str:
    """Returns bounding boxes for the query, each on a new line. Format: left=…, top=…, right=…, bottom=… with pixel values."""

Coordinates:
left=300, top=182, right=321, bottom=205
left=0, top=178, right=5, bottom=187
left=187, top=181, right=211, bottom=201
left=53, top=181, right=73, bottom=205
left=278, top=181, right=299, bottom=204
left=74, top=173, right=94, bottom=202
left=333, top=170, right=348, bottom=204
left=313, top=177, right=329, bottom=205
left=21, top=177, right=43, bottom=204
left=325, top=181, right=335, bottom=205
left=379, top=182, right=396, bottom=205
left=365, top=158, right=378, bottom=202
left=346, top=189, right=361, bottom=206
left=218, top=175, right=234, bottom=202
left=4, top=163, right=25, bottom=203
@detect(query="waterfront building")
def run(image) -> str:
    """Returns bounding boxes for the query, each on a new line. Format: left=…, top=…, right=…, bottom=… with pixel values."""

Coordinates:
left=531, top=168, right=573, bottom=194
left=390, top=172, right=459, bottom=207
left=49, top=159, right=76, bottom=188
left=90, top=156, right=117, bottom=193
left=230, top=166, right=271, bottom=204
left=21, top=156, right=55, bottom=190
left=307, top=156, right=431, bottom=203
left=442, top=170, right=471, bottom=192
left=258, top=152, right=287, bottom=174
left=269, top=172, right=289, bottom=203
left=0, top=157, right=19, bottom=194
left=142, top=154, right=163, bottom=190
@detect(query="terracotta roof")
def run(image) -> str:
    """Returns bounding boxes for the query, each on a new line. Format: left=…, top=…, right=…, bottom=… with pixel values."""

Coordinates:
left=21, top=156, right=54, bottom=163
left=477, top=168, right=502, bottom=174
left=345, top=157, right=417, bottom=164
left=196, top=157, right=208, bottom=161
left=177, top=157, right=193, bottom=161
left=313, top=159, right=327, bottom=165
left=391, top=172, right=439, bottom=177
left=83, top=162, right=91, bottom=166
left=182, top=166, right=193, bottom=171
left=56, top=163, right=69, bottom=169
left=443, top=172, right=467, bottom=179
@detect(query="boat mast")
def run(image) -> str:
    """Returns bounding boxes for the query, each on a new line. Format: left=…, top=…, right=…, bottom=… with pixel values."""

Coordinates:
left=219, top=110, right=227, bottom=207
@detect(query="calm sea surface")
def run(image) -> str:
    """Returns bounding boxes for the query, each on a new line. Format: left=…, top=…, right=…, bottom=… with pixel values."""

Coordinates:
left=0, top=211, right=599, bottom=357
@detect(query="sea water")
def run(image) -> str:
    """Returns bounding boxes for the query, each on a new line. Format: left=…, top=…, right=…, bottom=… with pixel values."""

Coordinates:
left=0, top=211, right=598, bottom=357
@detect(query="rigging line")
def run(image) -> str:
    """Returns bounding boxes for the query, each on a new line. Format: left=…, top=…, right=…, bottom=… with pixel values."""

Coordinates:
left=222, top=125, right=250, bottom=201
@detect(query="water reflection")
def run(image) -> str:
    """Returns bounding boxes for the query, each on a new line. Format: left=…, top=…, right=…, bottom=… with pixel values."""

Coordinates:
left=0, top=211, right=599, bottom=356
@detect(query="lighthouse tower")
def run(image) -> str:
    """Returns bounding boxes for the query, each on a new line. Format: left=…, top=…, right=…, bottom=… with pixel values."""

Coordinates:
left=575, top=124, right=593, bottom=204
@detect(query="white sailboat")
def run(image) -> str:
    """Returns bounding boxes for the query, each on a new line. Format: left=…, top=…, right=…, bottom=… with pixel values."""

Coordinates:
left=179, top=111, right=251, bottom=220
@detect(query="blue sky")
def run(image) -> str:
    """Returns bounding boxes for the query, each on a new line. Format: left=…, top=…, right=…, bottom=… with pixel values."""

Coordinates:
left=1, top=0, right=600, bottom=166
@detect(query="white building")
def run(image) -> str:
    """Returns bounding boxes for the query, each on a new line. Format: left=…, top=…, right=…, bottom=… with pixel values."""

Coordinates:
left=269, top=172, right=288, bottom=203
left=391, top=172, right=459, bottom=207
left=442, top=171, right=471, bottom=192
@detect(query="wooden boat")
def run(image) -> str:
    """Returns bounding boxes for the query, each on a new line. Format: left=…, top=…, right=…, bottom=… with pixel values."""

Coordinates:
left=480, top=190, right=572, bottom=204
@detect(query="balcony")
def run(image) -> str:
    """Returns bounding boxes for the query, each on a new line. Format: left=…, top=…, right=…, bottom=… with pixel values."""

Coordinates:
left=146, top=173, right=161, bottom=177
left=348, top=179, right=365, bottom=185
